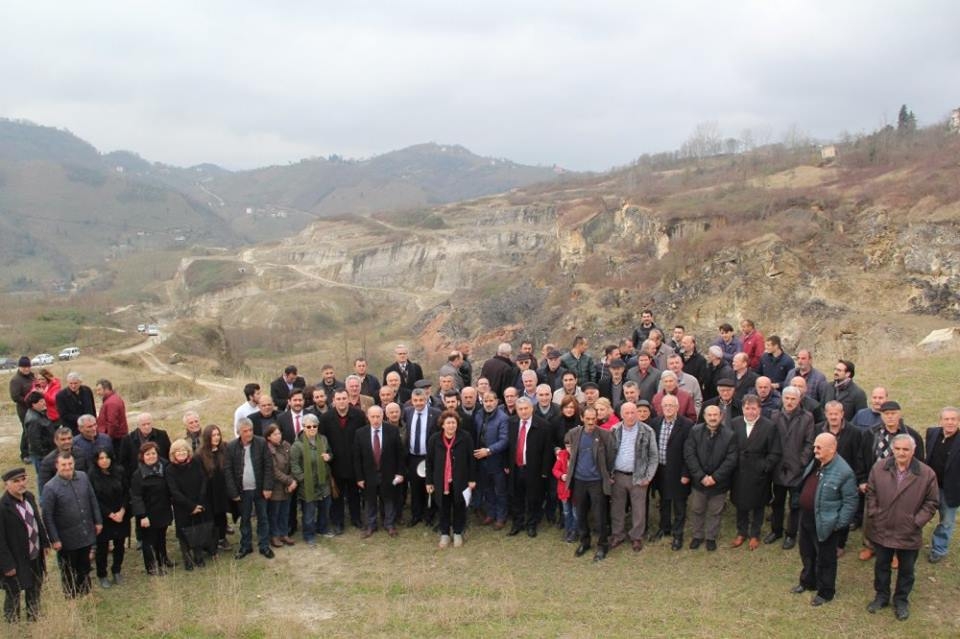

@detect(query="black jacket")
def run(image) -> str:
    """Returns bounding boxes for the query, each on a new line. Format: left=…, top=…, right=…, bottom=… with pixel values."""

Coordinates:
left=130, top=462, right=173, bottom=528
left=166, top=458, right=211, bottom=529
left=0, top=491, right=49, bottom=589
left=269, top=375, right=306, bottom=413
left=318, top=407, right=367, bottom=478
left=683, top=423, right=738, bottom=496
left=926, top=427, right=960, bottom=508
left=120, top=428, right=172, bottom=481
left=223, top=436, right=275, bottom=498
left=480, top=355, right=518, bottom=402
left=353, top=425, right=406, bottom=491
left=731, top=416, right=781, bottom=509
left=424, top=430, right=477, bottom=495
left=382, top=361, right=424, bottom=391
left=817, top=421, right=872, bottom=485
left=55, top=385, right=97, bottom=434
left=88, top=465, right=130, bottom=542
left=649, top=415, right=693, bottom=500
left=506, top=414, right=554, bottom=481
left=38, top=446, right=89, bottom=488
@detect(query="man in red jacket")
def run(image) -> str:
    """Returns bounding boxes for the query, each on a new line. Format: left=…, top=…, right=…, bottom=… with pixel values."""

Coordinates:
left=95, top=379, right=128, bottom=451
left=740, top=319, right=765, bottom=371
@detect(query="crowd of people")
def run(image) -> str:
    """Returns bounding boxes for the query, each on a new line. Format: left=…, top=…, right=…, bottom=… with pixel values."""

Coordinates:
left=2, top=314, right=956, bottom=625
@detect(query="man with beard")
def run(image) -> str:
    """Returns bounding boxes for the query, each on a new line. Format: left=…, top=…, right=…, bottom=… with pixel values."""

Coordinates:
left=631, top=310, right=658, bottom=352
left=730, top=395, right=781, bottom=551
left=233, top=383, right=261, bottom=436
left=684, top=406, right=738, bottom=551
left=822, top=360, right=867, bottom=421
left=306, top=388, right=329, bottom=418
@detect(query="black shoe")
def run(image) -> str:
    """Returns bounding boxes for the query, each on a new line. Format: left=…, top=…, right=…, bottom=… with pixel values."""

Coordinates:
left=867, top=596, right=890, bottom=613
left=234, top=548, right=253, bottom=560
left=593, top=548, right=607, bottom=562
left=333, top=525, right=344, bottom=536
left=647, top=529, right=664, bottom=542
left=791, top=584, right=808, bottom=594
left=507, top=525, right=523, bottom=536
left=260, top=547, right=275, bottom=559
left=928, top=553, right=945, bottom=564
left=671, top=537, right=683, bottom=551
left=689, top=538, right=703, bottom=550
left=526, top=526, right=537, bottom=538
left=782, top=536, right=796, bottom=550
left=407, top=517, right=422, bottom=528
left=894, top=604, right=909, bottom=621
left=575, top=543, right=591, bottom=557
left=763, top=531, right=782, bottom=545
left=705, top=540, right=717, bottom=552
left=162, top=557, right=176, bottom=569
left=810, top=595, right=828, bottom=607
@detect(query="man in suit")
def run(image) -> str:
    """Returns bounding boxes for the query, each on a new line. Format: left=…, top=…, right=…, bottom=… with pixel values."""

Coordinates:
left=403, top=389, right=440, bottom=527
left=1, top=467, right=49, bottom=622
left=55, top=372, right=96, bottom=435
left=506, top=397, right=554, bottom=538
left=354, top=406, right=405, bottom=538
left=926, top=406, right=960, bottom=563
left=270, top=365, right=306, bottom=413
left=224, top=419, right=275, bottom=559
left=319, top=390, right=367, bottom=534
left=730, top=394, right=782, bottom=551
left=276, top=389, right=307, bottom=535
left=648, top=395, right=693, bottom=549
left=472, top=391, right=510, bottom=528
left=382, top=344, right=424, bottom=393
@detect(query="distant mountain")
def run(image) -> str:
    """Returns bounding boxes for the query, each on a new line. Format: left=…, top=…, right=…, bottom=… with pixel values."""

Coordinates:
left=0, top=119, right=566, bottom=288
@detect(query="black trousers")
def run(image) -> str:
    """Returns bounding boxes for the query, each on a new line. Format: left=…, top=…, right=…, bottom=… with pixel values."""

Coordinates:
left=2, top=557, right=43, bottom=622
left=95, top=537, right=125, bottom=578
left=330, top=475, right=361, bottom=529
left=407, top=455, right=434, bottom=523
left=438, top=490, right=467, bottom=535
left=140, top=525, right=168, bottom=571
left=573, top=479, right=608, bottom=549
left=57, top=546, right=92, bottom=598
left=771, top=484, right=801, bottom=537
left=509, top=465, right=543, bottom=529
left=736, top=505, right=765, bottom=538
left=798, top=509, right=840, bottom=601
left=874, top=545, right=919, bottom=606
left=363, top=482, right=398, bottom=530
left=658, top=496, right=688, bottom=540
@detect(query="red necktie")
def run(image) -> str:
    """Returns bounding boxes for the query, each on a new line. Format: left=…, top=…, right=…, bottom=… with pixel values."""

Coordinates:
left=294, top=414, right=301, bottom=435
left=373, top=429, right=381, bottom=469
left=516, top=420, right=528, bottom=467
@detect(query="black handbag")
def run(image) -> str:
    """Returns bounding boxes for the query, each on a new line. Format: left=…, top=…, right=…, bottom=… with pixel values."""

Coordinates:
left=181, top=518, right=215, bottom=551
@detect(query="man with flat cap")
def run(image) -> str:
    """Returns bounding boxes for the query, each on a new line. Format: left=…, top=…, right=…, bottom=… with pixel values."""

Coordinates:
left=1, top=467, right=49, bottom=622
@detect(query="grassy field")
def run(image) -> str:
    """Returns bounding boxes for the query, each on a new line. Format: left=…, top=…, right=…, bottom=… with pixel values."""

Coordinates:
left=1, top=346, right=959, bottom=638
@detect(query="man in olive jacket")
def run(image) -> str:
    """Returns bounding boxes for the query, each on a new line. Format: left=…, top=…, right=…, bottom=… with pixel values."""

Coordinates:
left=865, top=434, right=939, bottom=621
left=792, top=432, right=858, bottom=607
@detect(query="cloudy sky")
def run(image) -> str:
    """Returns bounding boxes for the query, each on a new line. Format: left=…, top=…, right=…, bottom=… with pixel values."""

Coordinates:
left=1, top=1, right=957, bottom=171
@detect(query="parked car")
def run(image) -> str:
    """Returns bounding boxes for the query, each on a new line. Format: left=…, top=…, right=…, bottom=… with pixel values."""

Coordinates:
left=58, top=346, right=81, bottom=360
left=0, top=358, right=16, bottom=371
left=31, top=353, right=55, bottom=366
left=147, top=324, right=159, bottom=336
left=137, top=323, right=146, bottom=333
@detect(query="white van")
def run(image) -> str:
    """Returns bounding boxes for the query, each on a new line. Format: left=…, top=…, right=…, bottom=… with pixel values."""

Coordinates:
left=58, top=346, right=81, bottom=360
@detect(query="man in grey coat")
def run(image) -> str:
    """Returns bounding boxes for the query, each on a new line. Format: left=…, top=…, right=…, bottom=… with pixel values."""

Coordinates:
left=40, top=452, right=102, bottom=598
left=766, top=387, right=815, bottom=550
left=609, top=402, right=658, bottom=553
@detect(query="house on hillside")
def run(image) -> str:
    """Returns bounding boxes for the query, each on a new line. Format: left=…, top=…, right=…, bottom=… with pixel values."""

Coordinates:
left=819, top=145, right=837, bottom=162
left=950, top=108, right=960, bottom=133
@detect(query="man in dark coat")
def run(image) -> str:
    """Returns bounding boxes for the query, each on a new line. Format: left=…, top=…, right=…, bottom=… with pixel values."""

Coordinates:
left=354, top=406, right=406, bottom=537
left=732, top=353, right=759, bottom=402
left=120, top=413, right=172, bottom=482
left=55, top=372, right=96, bottom=435
left=536, top=349, right=569, bottom=392
left=401, top=389, right=440, bottom=526
left=506, top=398, right=554, bottom=538
left=821, top=359, right=867, bottom=421
left=479, top=343, right=518, bottom=402
left=1, top=467, right=49, bottom=622
left=699, top=378, right=742, bottom=428
left=9, top=357, right=34, bottom=463
left=625, top=353, right=661, bottom=402
left=766, top=387, right=815, bottom=550
left=223, top=419, right=275, bottom=559
left=648, top=398, right=693, bottom=549
left=269, top=365, right=306, bottom=413
left=684, top=405, right=739, bottom=550
left=865, top=434, right=939, bottom=620
left=319, top=390, right=367, bottom=534
left=926, top=406, right=960, bottom=563
left=38, top=427, right=89, bottom=490
left=730, top=395, right=781, bottom=550
left=701, top=346, right=733, bottom=403
left=382, top=344, right=424, bottom=392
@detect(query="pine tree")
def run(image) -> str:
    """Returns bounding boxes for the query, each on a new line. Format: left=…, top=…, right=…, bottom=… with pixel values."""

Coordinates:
left=897, top=104, right=917, bottom=133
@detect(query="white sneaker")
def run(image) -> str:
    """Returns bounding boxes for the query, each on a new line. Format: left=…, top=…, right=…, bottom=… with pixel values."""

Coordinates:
left=453, top=534, right=463, bottom=548
left=438, top=534, right=450, bottom=549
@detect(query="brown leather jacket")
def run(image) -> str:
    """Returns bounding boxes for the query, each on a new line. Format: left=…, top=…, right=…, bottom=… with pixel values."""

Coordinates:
left=866, top=457, right=939, bottom=550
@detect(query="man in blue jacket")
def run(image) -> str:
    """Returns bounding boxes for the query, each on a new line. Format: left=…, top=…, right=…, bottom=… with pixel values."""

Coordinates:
left=473, top=391, right=509, bottom=529
left=791, top=432, right=859, bottom=606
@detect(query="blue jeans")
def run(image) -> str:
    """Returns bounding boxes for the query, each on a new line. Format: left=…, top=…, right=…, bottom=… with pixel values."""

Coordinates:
left=562, top=500, right=578, bottom=535
left=267, top=499, right=291, bottom=539
left=239, top=490, right=270, bottom=552
left=32, top=455, right=44, bottom=495
left=931, top=488, right=957, bottom=558
left=480, top=465, right=508, bottom=523
left=301, top=496, right=331, bottom=542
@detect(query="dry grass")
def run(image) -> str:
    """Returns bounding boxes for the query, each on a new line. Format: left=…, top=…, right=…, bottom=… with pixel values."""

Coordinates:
left=2, top=347, right=959, bottom=637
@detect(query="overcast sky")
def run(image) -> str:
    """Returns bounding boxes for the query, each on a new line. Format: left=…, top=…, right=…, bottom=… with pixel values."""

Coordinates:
left=1, top=1, right=957, bottom=171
